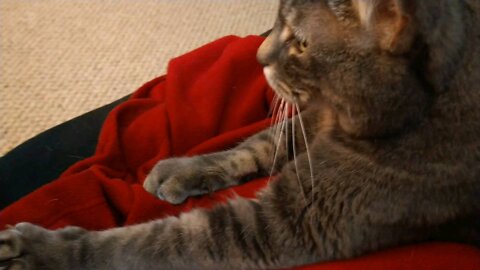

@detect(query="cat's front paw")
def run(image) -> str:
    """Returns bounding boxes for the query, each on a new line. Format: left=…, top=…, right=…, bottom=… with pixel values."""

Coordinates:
left=0, top=223, right=85, bottom=270
left=144, top=157, right=228, bottom=204
left=0, top=223, right=49, bottom=270
left=0, top=227, right=23, bottom=269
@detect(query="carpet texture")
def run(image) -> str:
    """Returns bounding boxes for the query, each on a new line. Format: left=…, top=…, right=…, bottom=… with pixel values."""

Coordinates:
left=0, top=0, right=278, bottom=155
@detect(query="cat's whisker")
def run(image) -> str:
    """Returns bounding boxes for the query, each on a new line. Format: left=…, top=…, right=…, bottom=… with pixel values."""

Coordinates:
left=295, top=102, right=315, bottom=203
left=271, top=98, right=285, bottom=137
left=284, top=103, right=290, bottom=163
left=276, top=99, right=286, bottom=131
left=271, top=99, right=285, bottom=149
left=269, top=94, right=280, bottom=115
left=268, top=96, right=277, bottom=131
left=269, top=99, right=288, bottom=181
left=291, top=103, right=308, bottom=204
left=269, top=99, right=283, bottom=145
left=269, top=95, right=281, bottom=126
left=273, top=95, right=281, bottom=115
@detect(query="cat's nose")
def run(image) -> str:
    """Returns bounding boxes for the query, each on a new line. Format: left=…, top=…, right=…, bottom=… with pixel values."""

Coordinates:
left=257, top=35, right=277, bottom=67
left=257, top=45, right=270, bottom=67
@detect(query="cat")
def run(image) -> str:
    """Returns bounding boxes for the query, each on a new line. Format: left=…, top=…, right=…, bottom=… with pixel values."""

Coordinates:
left=1, top=0, right=479, bottom=269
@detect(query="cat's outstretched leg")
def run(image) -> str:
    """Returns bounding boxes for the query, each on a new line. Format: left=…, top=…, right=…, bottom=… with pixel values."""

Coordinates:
left=0, top=196, right=321, bottom=270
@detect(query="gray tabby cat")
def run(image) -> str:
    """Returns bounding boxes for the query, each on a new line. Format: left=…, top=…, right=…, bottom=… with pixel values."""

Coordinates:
left=1, top=0, right=479, bottom=269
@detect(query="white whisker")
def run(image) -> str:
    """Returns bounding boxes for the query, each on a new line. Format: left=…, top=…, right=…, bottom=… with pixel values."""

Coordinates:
left=270, top=95, right=280, bottom=114
left=272, top=99, right=286, bottom=142
left=295, top=103, right=315, bottom=203
left=270, top=98, right=285, bottom=138
left=284, top=103, right=290, bottom=162
left=269, top=95, right=281, bottom=126
left=269, top=99, right=287, bottom=180
left=268, top=96, right=278, bottom=131
left=276, top=99, right=287, bottom=126
left=292, top=104, right=308, bottom=204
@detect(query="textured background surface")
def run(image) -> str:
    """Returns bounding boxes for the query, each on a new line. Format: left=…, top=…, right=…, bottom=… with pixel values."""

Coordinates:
left=0, top=0, right=278, bottom=155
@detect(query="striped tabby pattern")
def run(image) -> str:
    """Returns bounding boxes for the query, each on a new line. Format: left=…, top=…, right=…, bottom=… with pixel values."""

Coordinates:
left=1, top=0, right=480, bottom=269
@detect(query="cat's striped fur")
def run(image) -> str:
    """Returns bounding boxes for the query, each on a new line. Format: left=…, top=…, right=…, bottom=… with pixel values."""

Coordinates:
left=1, top=0, right=480, bottom=269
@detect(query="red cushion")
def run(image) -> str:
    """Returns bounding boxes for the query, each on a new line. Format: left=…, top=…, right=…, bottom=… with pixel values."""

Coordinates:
left=1, top=36, right=479, bottom=269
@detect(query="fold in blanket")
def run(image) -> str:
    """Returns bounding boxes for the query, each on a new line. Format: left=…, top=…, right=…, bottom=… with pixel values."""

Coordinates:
left=1, top=36, right=479, bottom=269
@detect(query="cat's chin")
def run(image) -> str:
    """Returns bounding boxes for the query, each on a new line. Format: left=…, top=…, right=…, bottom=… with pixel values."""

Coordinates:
left=263, top=66, right=282, bottom=94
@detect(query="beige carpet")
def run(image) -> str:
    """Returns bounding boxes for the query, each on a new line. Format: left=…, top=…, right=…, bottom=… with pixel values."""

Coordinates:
left=0, top=0, right=278, bottom=156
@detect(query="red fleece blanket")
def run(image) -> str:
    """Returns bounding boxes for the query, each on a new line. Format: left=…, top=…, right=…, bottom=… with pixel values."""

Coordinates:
left=1, top=36, right=479, bottom=269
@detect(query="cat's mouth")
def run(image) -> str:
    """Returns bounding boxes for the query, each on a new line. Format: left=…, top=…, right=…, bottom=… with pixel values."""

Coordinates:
left=263, top=66, right=310, bottom=104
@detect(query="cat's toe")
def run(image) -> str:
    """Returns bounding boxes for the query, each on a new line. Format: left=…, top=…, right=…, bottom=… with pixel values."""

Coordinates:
left=143, top=159, right=183, bottom=195
left=143, top=173, right=184, bottom=203
left=144, top=157, right=216, bottom=203
left=143, top=172, right=161, bottom=195
left=157, top=178, right=190, bottom=204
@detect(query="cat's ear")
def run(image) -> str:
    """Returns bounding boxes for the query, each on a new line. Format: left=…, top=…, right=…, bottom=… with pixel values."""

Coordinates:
left=352, top=0, right=415, bottom=54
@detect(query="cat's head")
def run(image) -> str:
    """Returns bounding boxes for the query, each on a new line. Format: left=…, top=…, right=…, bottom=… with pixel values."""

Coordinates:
left=259, top=0, right=418, bottom=101
left=258, top=0, right=467, bottom=137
